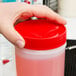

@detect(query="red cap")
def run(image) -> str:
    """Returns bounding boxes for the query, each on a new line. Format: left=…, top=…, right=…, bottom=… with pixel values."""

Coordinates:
left=15, top=19, right=66, bottom=50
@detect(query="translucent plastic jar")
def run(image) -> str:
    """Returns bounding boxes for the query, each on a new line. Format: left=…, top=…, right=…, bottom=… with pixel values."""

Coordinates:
left=15, top=19, right=66, bottom=76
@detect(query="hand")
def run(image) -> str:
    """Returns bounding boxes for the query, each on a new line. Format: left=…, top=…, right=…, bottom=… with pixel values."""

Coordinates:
left=0, top=2, right=66, bottom=48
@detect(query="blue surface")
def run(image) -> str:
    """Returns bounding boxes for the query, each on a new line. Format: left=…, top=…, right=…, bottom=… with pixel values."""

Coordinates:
left=2, top=0, right=16, bottom=2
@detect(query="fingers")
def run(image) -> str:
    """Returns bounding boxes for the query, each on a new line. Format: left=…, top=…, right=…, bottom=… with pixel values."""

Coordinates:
left=21, top=4, right=66, bottom=25
left=5, top=3, right=66, bottom=25
left=31, top=5, right=67, bottom=25
left=0, top=20, right=25, bottom=48
left=0, top=3, right=66, bottom=49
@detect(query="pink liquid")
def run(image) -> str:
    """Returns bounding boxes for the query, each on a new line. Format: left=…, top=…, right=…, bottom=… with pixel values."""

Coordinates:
left=16, top=52, right=65, bottom=76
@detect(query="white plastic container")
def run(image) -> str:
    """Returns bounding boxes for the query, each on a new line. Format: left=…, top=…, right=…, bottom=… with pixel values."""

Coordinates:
left=15, top=44, right=66, bottom=76
left=15, top=19, right=66, bottom=76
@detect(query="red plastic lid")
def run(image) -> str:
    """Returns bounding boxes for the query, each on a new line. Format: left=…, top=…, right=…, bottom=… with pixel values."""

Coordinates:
left=15, top=19, right=66, bottom=50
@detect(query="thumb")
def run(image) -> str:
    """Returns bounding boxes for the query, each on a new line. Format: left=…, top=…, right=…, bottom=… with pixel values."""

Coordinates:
left=0, top=21, right=25, bottom=48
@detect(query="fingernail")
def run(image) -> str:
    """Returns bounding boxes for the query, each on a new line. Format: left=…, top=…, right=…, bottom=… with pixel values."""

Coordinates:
left=58, top=20, right=67, bottom=25
left=62, top=19, right=67, bottom=25
left=16, top=40, right=25, bottom=48
left=64, top=20, right=67, bottom=25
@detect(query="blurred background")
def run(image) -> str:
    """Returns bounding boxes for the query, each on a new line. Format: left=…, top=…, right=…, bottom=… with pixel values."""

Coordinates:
left=0, top=0, right=76, bottom=76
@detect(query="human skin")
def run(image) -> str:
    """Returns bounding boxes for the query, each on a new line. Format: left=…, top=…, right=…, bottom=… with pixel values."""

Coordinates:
left=0, top=2, right=66, bottom=48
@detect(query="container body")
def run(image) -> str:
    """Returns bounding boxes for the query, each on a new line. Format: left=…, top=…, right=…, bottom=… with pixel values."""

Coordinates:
left=15, top=44, right=66, bottom=76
